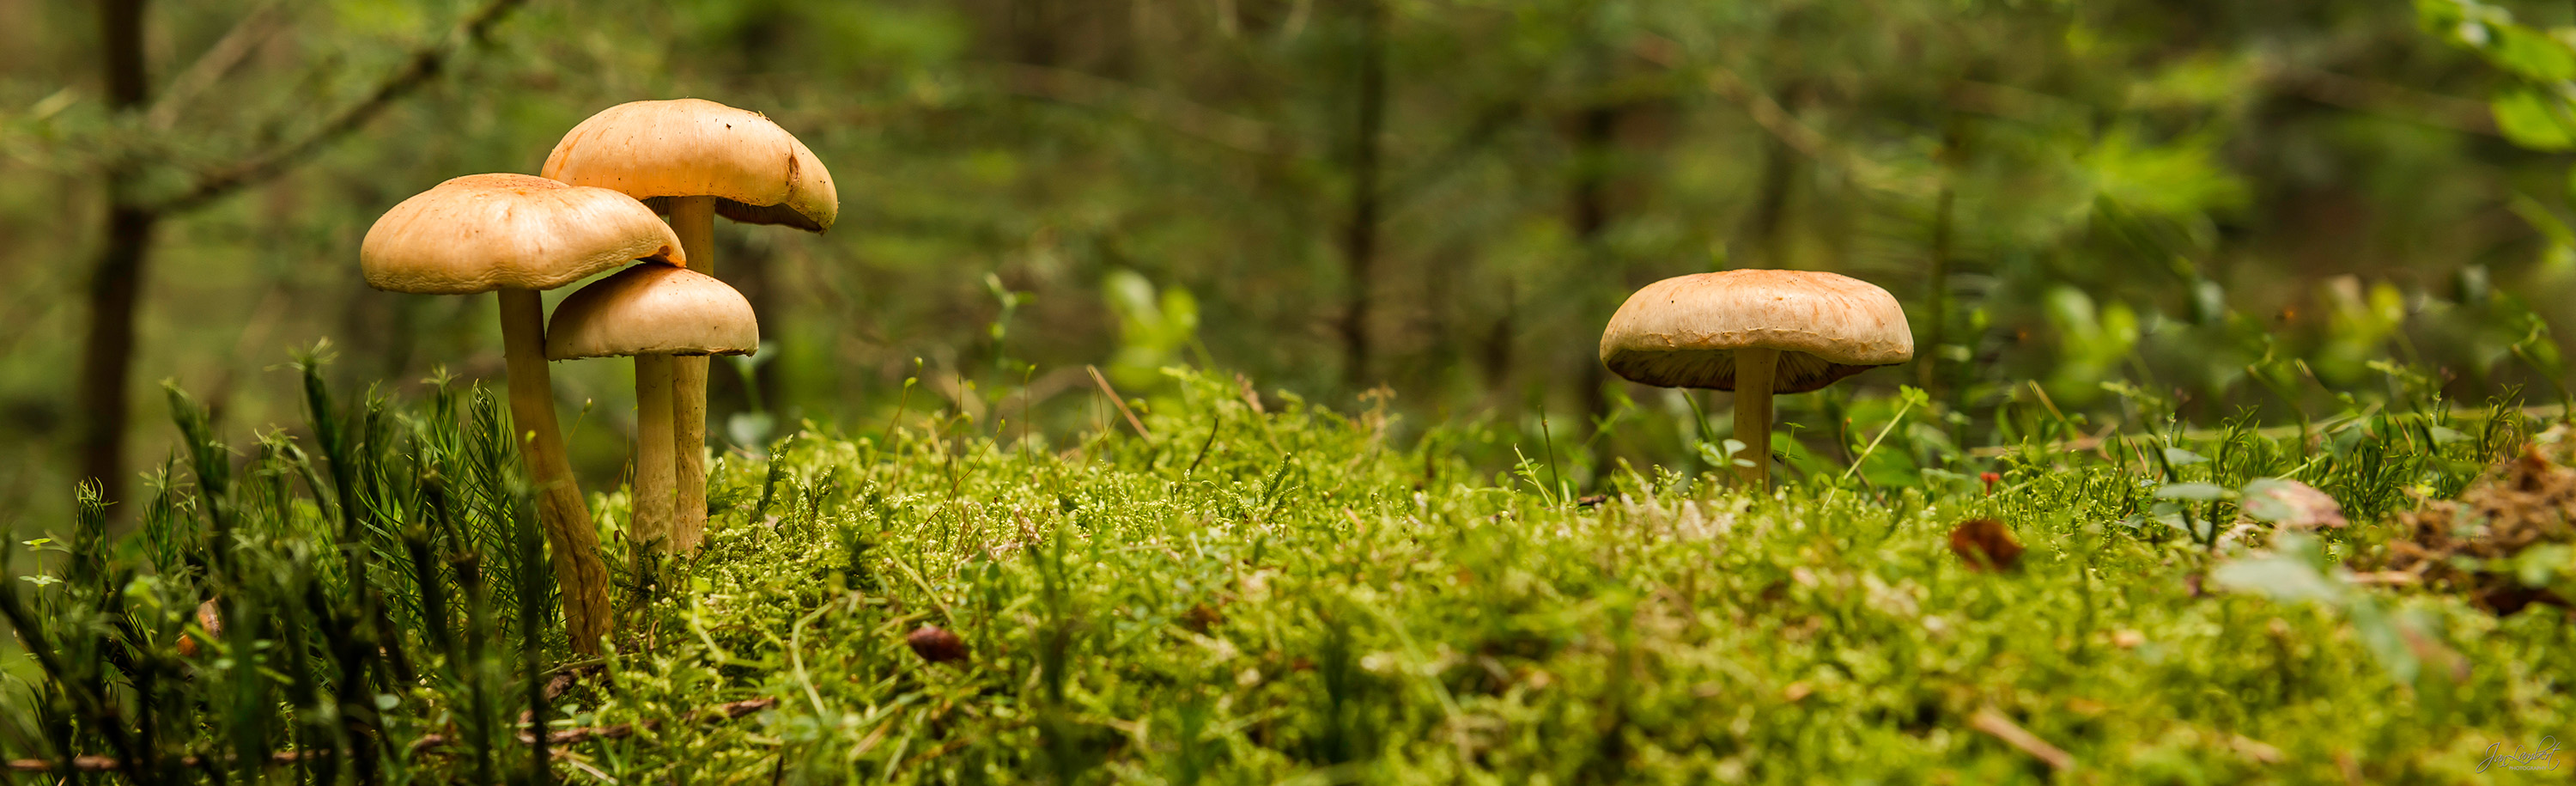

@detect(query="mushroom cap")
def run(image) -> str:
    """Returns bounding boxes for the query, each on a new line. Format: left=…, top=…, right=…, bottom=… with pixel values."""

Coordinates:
left=545, top=263, right=760, bottom=360
left=1600, top=269, right=1914, bottom=393
left=540, top=99, right=838, bottom=233
left=361, top=174, right=683, bottom=295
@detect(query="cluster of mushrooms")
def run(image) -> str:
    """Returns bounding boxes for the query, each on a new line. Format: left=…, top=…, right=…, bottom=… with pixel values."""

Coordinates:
left=357, top=100, right=835, bottom=653
left=1601, top=269, right=1916, bottom=486
left=348, top=97, right=1907, bottom=650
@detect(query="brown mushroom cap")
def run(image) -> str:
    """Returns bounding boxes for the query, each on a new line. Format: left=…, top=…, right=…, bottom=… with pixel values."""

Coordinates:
left=545, top=263, right=760, bottom=360
left=361, top=174, right=683, bottom=295
left=1600, top=269, right=1914, bottom=393
left=540, top=99, right=838, bottom=233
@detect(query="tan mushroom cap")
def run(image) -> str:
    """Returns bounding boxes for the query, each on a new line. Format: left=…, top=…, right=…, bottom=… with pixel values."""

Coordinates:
left=546, top=263, right=759, bottom=360
left=1601, top=269, right=1914, bottom=393
left=540, top=99, right=838, bottom=233
left=361, top=174, right=683, bottom=295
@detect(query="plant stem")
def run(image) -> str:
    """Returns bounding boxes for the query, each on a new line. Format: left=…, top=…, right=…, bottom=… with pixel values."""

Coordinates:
left=635, top=354, right=678, bottom=552
left=497, top=287, right=608, bottom=655
left=1734, top=348, right=1779, bottom=488
left=671, top=196, right=716, bottom=552
left=1839, top=392, right=1920, bottom=484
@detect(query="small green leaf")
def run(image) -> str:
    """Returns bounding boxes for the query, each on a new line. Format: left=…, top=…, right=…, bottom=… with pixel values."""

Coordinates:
left=2162, top=447, right=2207, bottom=466
left=2211, top=556, right=2343, bottom=604
left=2493, top=88, right=2576, bottom=150
left=2155, top=482, right=2228, bottom=502
left=2491, top=25, right=2576, bottom=80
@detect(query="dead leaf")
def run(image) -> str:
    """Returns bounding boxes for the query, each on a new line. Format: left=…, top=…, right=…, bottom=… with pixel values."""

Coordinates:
left=1948, top=519, right=2024, bottom=572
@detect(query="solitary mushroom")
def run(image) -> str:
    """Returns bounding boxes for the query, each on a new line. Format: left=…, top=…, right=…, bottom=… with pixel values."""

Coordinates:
left=545, top=263, right=759, bottom=551
left=1600, top=270, right=1913, bottom=486
left=361, top=173, right=682, bottom=653
left=542, top=98, right=836, bottom=552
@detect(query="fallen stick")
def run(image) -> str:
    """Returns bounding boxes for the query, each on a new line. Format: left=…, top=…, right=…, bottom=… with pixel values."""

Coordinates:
left=1970, top=708, right=2075, bottom=771
left=7, top=751, right=325, bottom=773
left=4, top=697, right=780, bottom=772
left=1087, top=365, right=1155, bottom=442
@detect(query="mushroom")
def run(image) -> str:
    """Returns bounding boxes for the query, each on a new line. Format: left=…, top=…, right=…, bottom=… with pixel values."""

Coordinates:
left=541, top=98, right=836, bottom=552
left=1599, top=270, right=1913, bottom=486
left=544, top=262, right=759, bottom=551
left=361, top=173, right=683, bottom=653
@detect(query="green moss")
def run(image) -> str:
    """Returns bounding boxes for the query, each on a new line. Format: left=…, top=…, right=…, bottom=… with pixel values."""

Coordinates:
left=3, top=369, right=2570, bottom=783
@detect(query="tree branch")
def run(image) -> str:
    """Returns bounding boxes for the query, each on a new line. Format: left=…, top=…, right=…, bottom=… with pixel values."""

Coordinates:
left=1627, top=34, right=1931, bottom=197
left=145, top=3, right=289, bottom=131
left=147, top=0, right=527, bottom=215
left=993, top=62, right=1284, bottom=156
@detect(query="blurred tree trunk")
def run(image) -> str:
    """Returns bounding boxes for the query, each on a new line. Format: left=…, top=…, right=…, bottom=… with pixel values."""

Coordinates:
left=76, top=0, right=157, bottom=506
left=708, top=235, right=781, bottom=427
left=1556, top=102, right=1618, bottom=490
left=1743, top=134, right=1797, bottom=269
left=1481, top=283, right=1516, bottom=392
left=71, top=0, right=526, bottom=505
left=1571, top=101, right=1619, bottom=466
left=1919, top=119, right=1960, bottom=393
left=1340, top=0, right=1386, bottom=387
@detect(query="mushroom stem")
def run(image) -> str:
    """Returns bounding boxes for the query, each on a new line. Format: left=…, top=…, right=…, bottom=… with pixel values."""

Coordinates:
left=1732, top=347, right=1778, bottom=487
left=669, top=196, right=716, bottom=552
left=497, top=288, right=611, bottom=654
left=634, top=354, right=677, bottom=552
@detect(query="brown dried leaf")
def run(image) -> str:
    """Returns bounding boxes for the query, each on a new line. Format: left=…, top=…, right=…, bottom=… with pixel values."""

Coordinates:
left=906, top=625, right=969, bottom=664
left=1948, top=518, right=2024, bottom=572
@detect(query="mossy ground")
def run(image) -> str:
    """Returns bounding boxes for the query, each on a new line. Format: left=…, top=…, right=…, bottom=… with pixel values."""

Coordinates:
left=5, top=369, right=2573, bottom=783
left=550, top=373, right=2573, bottom=783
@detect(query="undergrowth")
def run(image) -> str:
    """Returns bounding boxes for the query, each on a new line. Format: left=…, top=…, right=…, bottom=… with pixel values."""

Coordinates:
left=3, top=367, right=2573, bottom=783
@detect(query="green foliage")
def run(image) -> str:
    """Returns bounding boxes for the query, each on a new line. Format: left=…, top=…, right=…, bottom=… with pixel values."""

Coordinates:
left=1, top=366, right=562, bottom=783
left=1103, top=268, right=1203, bottom=391
left=13, top=0, right=2576, bottom=527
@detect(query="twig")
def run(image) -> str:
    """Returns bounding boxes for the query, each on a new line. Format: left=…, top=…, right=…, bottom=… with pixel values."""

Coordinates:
left=5, top=698, right=781, bottom=771
left=993, top=63, right=1280, bottom=155
left=145, top=3, right=288, bottom=131
left=1185, top=415, right=1223, bottom=477
left=1838, top=393, right=1921, bottom=484
left=148, top=0, right=527, bottom=213
left=1086, top=365, right=1155, bottom=442
left=7, top=752, right=321, bottom=773
left=1970, top=709, right=2075, bottom=771
left=2257, top=62, right=2496, bottom=137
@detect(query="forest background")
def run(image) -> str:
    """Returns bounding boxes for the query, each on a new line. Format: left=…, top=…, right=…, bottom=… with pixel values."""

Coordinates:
left=4, top=0, right=2575, bottom=527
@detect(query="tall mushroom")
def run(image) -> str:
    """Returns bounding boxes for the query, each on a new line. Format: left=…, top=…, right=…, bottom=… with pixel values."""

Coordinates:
left=544, top=263, right=760, bottom=551
left=361, top=173, right=683, bottom=653
left=541, top=98, right=837, bottom=552
left=1600, top=270, right=1914, bottom=486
